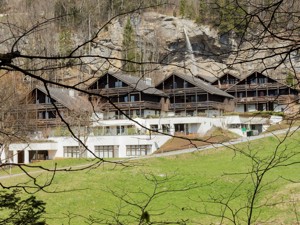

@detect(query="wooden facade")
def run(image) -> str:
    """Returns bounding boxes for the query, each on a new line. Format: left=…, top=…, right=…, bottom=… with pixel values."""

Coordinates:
left=11, top=87, right=92, bottom=133
left=88, top=72, right=168, bottom=119
left=156, top=72, right=234, bottom=116
left=214, top=72, right=299, bottom=112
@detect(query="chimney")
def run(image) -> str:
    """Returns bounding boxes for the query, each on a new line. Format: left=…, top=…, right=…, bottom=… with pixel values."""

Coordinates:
left=145, top=77, right=152, bottom=86
left=69, top=89, right=75, bottom=97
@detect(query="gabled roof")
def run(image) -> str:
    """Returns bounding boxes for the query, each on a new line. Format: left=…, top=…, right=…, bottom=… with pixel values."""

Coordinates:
left=157, top=72, right=234, bottom=98
left=195, top=74, right=217, bottom=83
left=216, top=73, right=241, bottom=81
left=226, top=71, right=291, bottom=91
left=90, top=71, right=167, bottom=97
left=31, top=86, right=93, bottom=112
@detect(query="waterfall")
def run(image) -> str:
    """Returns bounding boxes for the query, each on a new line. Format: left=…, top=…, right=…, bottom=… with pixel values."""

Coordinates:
left=183, top=28, right=193, bottom=54
left=183, top=28, right=198, bottom=75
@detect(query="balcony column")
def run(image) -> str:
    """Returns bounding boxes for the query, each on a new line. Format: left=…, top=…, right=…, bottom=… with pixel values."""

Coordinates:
left=206, top=93, right=209, bottom=116
left=195, top=90, right=198, bottom=116
left=169, top=122, right=175, bottom=136
left=139, top=92, right=142, bottom=117
left=24, top=149, right=29, bottom=164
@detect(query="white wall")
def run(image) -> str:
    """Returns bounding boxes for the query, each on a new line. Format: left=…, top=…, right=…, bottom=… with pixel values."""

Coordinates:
left=9, top=135, right=171, bottom=162
left=0, top=145, right=5, bottom=162
left=8, top=115, right=272, bottom=163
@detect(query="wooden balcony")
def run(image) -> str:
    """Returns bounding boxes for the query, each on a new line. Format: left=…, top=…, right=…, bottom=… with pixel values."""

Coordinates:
left=18, top=103, right=65, bottom=110
left=162, top=87, right=210, bottom=95
left=215, top=84, right=235, bottom=90
left=89, top=87, right=138, bottom=95
left=170, top=101, right=218, bottom=110
left=236, top=95, right=299, bottom=104
left=229, top=83, right=286, bottom=91
left=102, top=101, right=162, bottom=111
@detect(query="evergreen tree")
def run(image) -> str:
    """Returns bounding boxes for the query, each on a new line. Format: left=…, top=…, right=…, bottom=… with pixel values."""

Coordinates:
left=179, top=0, right=186, bottom=18
left=0, top=190, right=46, bottom=225
left=122, top=18, right=139, bottom=73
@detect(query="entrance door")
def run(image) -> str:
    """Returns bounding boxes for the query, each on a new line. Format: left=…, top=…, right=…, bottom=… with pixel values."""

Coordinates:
left=17, top=151, right=24, bottom=163
left=269, top=102, right=274, bottom=111
left=257, top=103, right=265, bottom=111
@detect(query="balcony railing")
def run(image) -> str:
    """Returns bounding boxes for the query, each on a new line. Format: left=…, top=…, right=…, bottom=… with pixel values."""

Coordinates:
left=170, top=101, right=218, bottom=109
left=236, top=95, right=299, bottom=104
left=103, top=101, right=162, bottom=110
left=89, top=87, right=138, bottom=95
left=230, top=83, right=286, bottom=91
left=162, top=87, right=211, bottom=95
left=17, top=103, right=65, bottom=110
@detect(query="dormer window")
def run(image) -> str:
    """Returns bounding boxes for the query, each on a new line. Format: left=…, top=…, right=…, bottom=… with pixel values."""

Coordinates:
left=250, top=78, right=257, bottom=84
left=183, top=81, right=188, bottom=88
left=173, top=82, right=177, bottom=88
left=45, top=96, right=51, bottom=104
left=258, top=77, right=266, bottom=84
left=115, top=80, right=123, bottom=88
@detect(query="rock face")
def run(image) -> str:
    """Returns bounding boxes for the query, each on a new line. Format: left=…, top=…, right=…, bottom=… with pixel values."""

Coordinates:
left=91, top=12, right=237, bottom=78
left=92, top=11, right=299, bottom=81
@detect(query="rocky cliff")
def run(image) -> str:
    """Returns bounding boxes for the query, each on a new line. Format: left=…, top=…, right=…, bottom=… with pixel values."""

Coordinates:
left=92, top=11, right=300, bottom=83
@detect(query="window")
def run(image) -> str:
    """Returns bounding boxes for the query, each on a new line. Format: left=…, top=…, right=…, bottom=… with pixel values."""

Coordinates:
left=94, top=145, right=117, bottom=158
left=130, top=95, right=136, bottom=102
left=183, top=81, right=188, bottom=88
left=190, top=96, right=196, bottom=102
left=250, top=78, right=257, bottom=84
left=49, top=110, right=56, bottom=119
left=115, top=80, right=123, bottom=87
left=45, top=111, right=49, bottom=119
left=162, top=124, right=170, bottom=133
left=228, top=124, right=240, bottom=129
left=229, top=78, right=236, bottom=84
left=117, top=126, right=125, bottom=135
left=173, top=82, right=177, bottom=88
left=258, top=77, right=266, bottom=84
left=45, top=96, right=51, bottom=104
left=126, top=145, right=151, bottom=156
left=150, top=125, right=158, bottom=132
left=63, top=146, right=87, bottom=158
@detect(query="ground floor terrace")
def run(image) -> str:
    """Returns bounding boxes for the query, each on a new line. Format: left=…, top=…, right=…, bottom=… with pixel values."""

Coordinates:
left=4, top=115, right=282, bottom=164
left=8, top=135, right=171, bottom=164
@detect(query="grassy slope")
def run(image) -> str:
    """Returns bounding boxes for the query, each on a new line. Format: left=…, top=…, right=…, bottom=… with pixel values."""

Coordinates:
left=157, top=127, right=240, bottom=153
left=1, top=132, right=300, bottom=224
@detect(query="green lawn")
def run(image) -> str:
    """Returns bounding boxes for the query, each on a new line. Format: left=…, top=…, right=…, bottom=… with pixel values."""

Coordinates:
left=1, top=131, right=300, bottom=224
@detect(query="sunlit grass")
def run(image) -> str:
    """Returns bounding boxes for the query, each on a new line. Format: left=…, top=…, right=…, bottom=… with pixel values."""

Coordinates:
left=1, top=131, right=299, bottom=224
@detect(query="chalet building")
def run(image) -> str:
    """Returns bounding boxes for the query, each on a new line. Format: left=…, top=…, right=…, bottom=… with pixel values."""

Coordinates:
left=215, top=72, right=300, bottom=113
left=3, top=71, right=299, bottom=164
left=87, top=72, right=168, bottom=119
left=155, top=72, right=234, bottom=116
left=11, top=86, right=93, bottom=134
